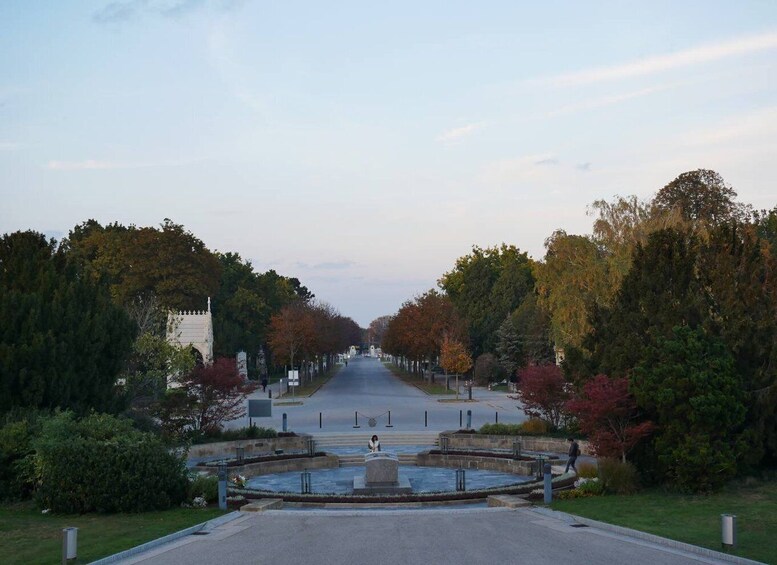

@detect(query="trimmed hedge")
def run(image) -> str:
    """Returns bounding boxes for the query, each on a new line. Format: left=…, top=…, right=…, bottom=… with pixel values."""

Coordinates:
left=34, top=412, right=188, bottom=513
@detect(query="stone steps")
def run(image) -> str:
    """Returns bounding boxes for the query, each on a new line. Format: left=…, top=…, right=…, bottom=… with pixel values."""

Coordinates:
left=311, top=432, right=439, bottom=448
left=337, top=453, right=418, bottom=467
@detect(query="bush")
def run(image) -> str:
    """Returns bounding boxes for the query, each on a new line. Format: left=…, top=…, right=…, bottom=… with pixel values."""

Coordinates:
left=33, top=412, right=188, bottom=513
left=577, top=478, right=605, bottom=496
left=556, top=488, right=595, bottom=500
left=479, top=423, right=523, bottom=436
left=598, top=458, right=640, bottom=495
left=576, top=462, right=598, bottom=479
left=188, top=473, right=218, bottom=504
left=520, top=418, right=549, bottom=435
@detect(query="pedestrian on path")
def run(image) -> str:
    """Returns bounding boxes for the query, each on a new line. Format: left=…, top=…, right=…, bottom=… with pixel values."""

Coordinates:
left=261, top=377, right=268, bottom=392
left=565, top=437, right=580, bottom=473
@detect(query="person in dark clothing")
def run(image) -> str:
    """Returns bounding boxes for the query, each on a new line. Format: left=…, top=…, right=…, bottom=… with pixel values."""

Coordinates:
left=565, top=437, right=580, bottom=473
left=261, top=377, right=268, bottom=392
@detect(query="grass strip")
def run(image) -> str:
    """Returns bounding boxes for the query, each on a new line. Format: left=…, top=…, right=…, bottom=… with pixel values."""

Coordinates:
left=383, top=363, right=454, bottom=395
left=0, top=502, right=226, bottom=565
left=551, top=477, right=777, bottom=564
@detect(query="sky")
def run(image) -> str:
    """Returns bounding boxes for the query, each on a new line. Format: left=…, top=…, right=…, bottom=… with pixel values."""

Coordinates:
left=2, top=1, right=777, bottom=327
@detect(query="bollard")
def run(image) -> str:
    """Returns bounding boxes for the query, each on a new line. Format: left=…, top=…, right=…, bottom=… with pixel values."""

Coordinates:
left=61, top=527, right=77, bottom=564
left=536, top=456, right=546, bottom=480
left=495, top=411, right=498, bottom=424
left=459, top=410, right=462, bottom=428
left=468, top=385, right=472, bottom=400
left=218, top=464, right=227, bottom=510
left=466, top=409, right=472, bottom=429
left=456, top=469, right=466, bottom=492
left=319, top=412, right=322, bottom=429
left=268, top=389, right=272, bottom=398
left=512, top=439, right=522, bottom=460
left=386, top=410, right=393, bottom=428
left=353, top=411, right=360, bottom=428
left=282, top=413, right=288, bottom=432
left=543, top=463, right=552, bottom=504
left=301, top=470, right=312, bottom=494
left=424, top=410, right=428, bottom=427
left=721, top=514, right=737, bottom=550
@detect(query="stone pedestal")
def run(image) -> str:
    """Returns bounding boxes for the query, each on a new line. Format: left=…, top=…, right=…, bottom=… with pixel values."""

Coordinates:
left=352, top=452, right=412, bottom=495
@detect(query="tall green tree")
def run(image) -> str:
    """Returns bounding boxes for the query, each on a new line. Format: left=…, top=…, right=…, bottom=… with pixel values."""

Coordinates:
left=0, top=231, right=135, bottom=415
left=439, top=244, right=533, bottom=356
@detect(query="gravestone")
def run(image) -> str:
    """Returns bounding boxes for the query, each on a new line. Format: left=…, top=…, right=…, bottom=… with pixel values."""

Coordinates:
left=352, top=452, right=412, bottom=495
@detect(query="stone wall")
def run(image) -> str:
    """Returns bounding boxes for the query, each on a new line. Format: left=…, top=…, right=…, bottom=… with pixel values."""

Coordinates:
left=199, top=454, right=339, bottom=477
left=439, top=431, right=590, bottom=454
left=416, top=452, right=552, bottom=475
left=188, top=435, right=311, bottom=459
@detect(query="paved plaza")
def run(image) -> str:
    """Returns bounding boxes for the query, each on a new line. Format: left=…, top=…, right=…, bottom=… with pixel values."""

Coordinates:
left=237, top=356, right=527, bottom=433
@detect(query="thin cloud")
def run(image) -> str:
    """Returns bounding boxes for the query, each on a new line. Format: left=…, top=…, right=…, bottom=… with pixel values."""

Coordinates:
left=93, top=0, right=240, bottom=24
left=577, top=162, right=592, bottom=171
left=46, top=160, right=128, bottom=171
left=534, top=157, right=558, bottom=166
left=436, top=123, right=483, bottom=144
left=538, top=31, right=777, bottom=87
left=546, top=85, right=669, bottom=117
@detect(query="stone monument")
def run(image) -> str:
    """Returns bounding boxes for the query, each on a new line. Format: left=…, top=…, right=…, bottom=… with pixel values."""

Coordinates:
left=352, top=452, right=412, bottom=495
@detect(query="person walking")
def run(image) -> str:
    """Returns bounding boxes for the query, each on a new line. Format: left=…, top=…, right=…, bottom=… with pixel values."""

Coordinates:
left=368, top=435, right=381, bottom=453
left=565, top=437, right=580, bottom=473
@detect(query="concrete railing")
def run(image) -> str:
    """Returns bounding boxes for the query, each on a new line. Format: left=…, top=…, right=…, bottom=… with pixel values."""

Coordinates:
left=198, top=453, right=339, bottom=477
left=438, top=431, right=590, bottom=454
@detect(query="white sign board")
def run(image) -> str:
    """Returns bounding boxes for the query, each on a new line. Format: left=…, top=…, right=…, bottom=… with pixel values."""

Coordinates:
left=287, top=370, right=299, bottom=386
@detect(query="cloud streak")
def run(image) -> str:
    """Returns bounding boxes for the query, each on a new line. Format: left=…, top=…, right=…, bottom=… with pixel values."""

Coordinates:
left=546, top=85, right=670, bottom=117
left=539, top=31, right=777, bottom=86
left=46, top=160, right=134, bottom=171
left=436, top=122, right=483, bottom=144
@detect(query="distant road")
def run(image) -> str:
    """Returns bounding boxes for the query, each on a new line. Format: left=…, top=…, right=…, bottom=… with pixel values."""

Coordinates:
left=239, top=356, right=527, bottom=433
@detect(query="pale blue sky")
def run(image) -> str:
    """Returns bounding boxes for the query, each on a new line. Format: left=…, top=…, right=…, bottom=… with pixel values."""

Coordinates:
left=2, top=1, right=777, bottom=326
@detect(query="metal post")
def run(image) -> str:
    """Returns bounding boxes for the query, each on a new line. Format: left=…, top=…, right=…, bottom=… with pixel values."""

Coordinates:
left=301, top=470, right=312, bottom=494
left=466, top=409, right=472, bottom=429
left=319, top=412, right=322, bottom=429
left=235, top=446, right=244, bottom=464
left=386, top=410, right=393, bottom=428
left=721, top=514, right=737, bottom=550
left=459, top=410, right=462, bottom=428
left=218, top=464, right=227, bottom=510
left=456, top=469, right=466, bottom=491
left=440, top=436, right=449, bottom=454
left=61, top=527, right=78, bottom=564
left=424, top=410, right=427, bottom=427
left=495, top=411, right=498, bottom=424
left=307, top=437, right=315, bottom=457
left=536, top=456, right=546, bottom=480
left=543, top=463, right=552, bottom=504
left=282, top=413, right=287, bottom=432
left=353, top=411, right=360, bottom=428
left=468, top=385, right=472, bottom=400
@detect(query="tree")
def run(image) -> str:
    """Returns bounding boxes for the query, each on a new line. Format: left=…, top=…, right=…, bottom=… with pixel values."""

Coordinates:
left=0, top=231, right=135, bottom=415
left=653, top=169, right=748, bottom=227
left=167, top=358, right=257, bottom=434
left=268, top=302, right=316, bottom=373
left=473, top=353, right=504, bottom=386
left=633, top=326, right=747, bottom=492
left=516, top=365, right=570, bottom=429
left=440, top=336, right=473, bottom=399
left=567, top=375, right=654, bottom=462
left=367, top=315, right=392, bottom=347
left=534, top=231, right=610, bottom=349
left=439, top=245, right=534, bottom=356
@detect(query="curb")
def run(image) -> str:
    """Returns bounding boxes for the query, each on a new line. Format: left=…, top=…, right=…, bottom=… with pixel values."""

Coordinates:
left=530, top=507, right=766, bottom=565
left=88, top=511, right=243, bottom=564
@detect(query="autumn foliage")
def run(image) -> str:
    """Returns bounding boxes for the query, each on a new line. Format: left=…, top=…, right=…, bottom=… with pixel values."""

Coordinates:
left=515, top=364, right=570, bottom=429
left=567, top=374, right=654, bottom=462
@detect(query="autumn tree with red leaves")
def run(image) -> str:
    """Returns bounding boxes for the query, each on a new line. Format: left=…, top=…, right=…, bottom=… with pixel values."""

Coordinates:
left=567, top=374, right=654, bottom=462
left=169, top=357, right=258, bottom=434
left=516, top=364, right=570, bottom=429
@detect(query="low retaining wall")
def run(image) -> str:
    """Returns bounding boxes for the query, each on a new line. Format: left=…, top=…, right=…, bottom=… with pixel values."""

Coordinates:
left=188, top=435, right=311, bottom=459
left=416, top=452, right=557, bottom=475
left=198, top=454, right=339, bottom=476
left=439, top=432, right=590, bottom=455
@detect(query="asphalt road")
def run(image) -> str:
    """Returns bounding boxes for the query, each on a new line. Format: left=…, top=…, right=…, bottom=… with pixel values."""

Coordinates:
left=118, top=507, right=738, bottom=565
left=236, top=356, right=528, bottom=433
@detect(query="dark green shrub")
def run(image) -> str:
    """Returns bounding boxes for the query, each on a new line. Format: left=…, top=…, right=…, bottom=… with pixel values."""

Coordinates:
left=33, top=412, right=188, bottom=513
left=598, top=458, right=640, bottom=495
left=479, top=423, right=523, bottom=435
left=191, top=426, right=277, bottom=444
left=188, top=473, right=218, bottom=503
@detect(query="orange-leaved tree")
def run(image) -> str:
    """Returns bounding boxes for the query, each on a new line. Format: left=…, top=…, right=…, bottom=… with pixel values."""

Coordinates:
left=440, top=336, right=472, bottom=399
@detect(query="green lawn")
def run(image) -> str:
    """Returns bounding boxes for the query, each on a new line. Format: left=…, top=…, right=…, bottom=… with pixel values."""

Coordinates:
left=0, top=502, right=226, bottom=564
left=552, top=477, right=777, bottom=564
left=383, top=363, right=454, bottom=395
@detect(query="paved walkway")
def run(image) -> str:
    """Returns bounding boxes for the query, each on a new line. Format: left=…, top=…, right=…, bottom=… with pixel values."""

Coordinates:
left=116, top=507, right=743, bottom=565
left=235, top=356, right=527, bottom=433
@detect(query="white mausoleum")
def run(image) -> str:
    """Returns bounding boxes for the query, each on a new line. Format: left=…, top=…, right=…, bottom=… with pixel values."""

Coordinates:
left=166, top=298, right=214, bottom=365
